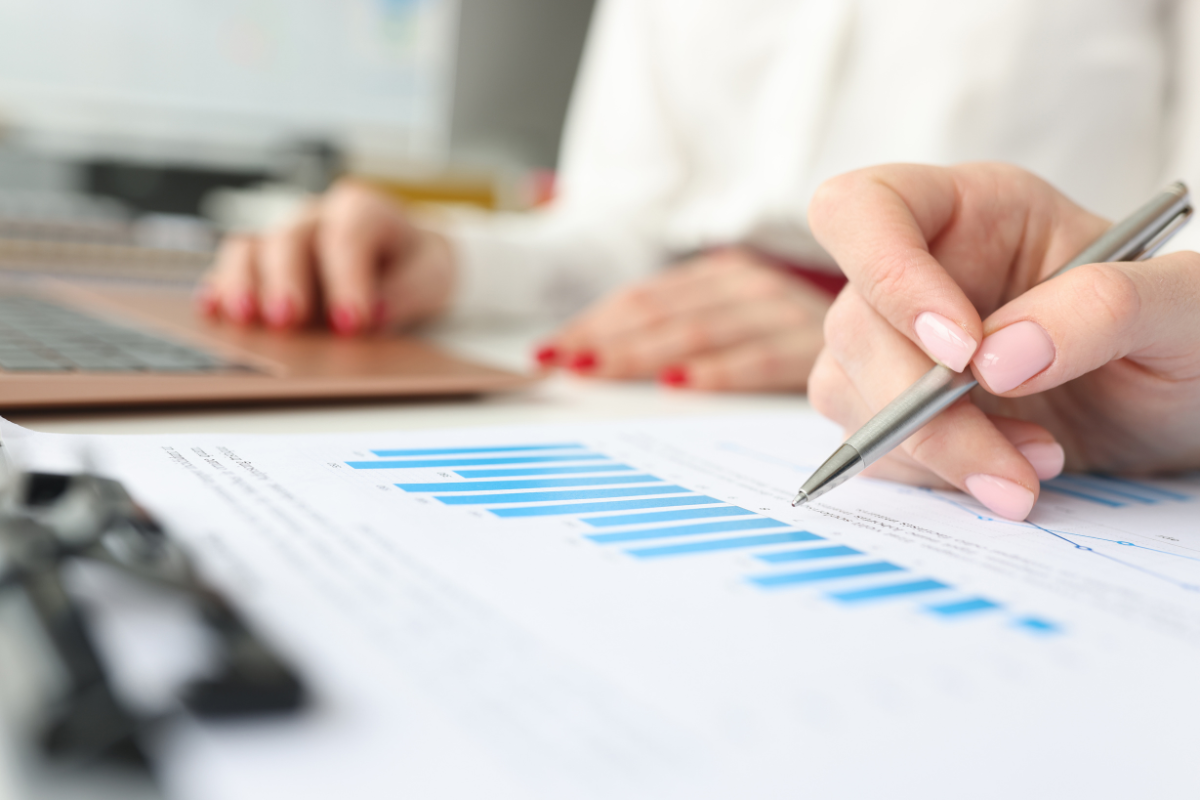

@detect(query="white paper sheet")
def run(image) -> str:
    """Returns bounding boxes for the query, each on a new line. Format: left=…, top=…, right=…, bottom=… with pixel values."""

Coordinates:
left=4, top=411, right=1199, bottom=800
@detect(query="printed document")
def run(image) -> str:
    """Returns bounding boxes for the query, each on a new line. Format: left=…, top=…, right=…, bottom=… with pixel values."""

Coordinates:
left=4, top=412, right=1198, bottom=799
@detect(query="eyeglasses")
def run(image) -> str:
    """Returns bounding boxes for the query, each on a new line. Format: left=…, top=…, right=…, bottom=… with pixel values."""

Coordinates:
left=0, top=466, right=306, bottom=770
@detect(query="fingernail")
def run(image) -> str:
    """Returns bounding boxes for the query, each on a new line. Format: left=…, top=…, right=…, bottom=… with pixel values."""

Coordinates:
left=534, top=345, right=559, bottom=366
left=660, top=365, right=689, bottom=387
left=569, top=351, right=597, bottom=372
left=330, top=304, right=361, bottom=336
left=1017, top=442, right=1065, bottom=481
left=227, top=293, right=256, bottom=324
left=195, top=287, right=219, bottom=317
left=914, top=312, right=977, bottom=372
left=965, top=474, right=1036, bottom=521
left=973, top=320, right=1055, bottom=394
left=263, top=296, right=295, bottom=330
left=372, top=299, right=387, bottom=329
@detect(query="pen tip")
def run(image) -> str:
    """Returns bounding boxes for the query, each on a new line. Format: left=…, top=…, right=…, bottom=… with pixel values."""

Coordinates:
left=791, top=490, right=809, bottom=508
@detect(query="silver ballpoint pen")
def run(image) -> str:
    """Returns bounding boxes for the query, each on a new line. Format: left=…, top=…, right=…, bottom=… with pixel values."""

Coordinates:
left=793, top=181, right=1194, bottom=508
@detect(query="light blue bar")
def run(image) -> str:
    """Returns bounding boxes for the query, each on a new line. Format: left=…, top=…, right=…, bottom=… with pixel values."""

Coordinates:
left=1041, top=483, right=1124, bottom=507
left=748, top=562, right=903, bottom=589
left=1055, top=475, right=1155, bottom=504
left=829, top=579, right=949, bottom=603
left=455, top=464, right=634, bottom=478
left=583, top=506, right=751, bottom=528
left=1091, top=475, right=1189, bottom=501
left=587, top=517, right=789, bottom=545
left=927, top=597, right=1001, bottom=617
left=1015, top=617, right=1062, bottom=634
left=437, top=485, right=692, bottom=505
left=757, top=545, right=857, bottom=563
left=347, top=454, right=608, bottom=469
left=627, top=531, right=821, bottom=558
left=371, top=444, right=582, bottom=456
left=490, top=495, right=722, bottom=518
left=397, top=474, right=661, bottom=492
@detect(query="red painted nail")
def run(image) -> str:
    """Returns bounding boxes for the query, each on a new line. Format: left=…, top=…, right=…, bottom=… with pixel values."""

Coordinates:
left=195, top=287, right=219, bottom=317
left=329, top=304, right=361, bottom=336
left=263, top=296, right=295, bottom=330
left=534, top=345, right=559, bottom=366
left=226, top=293, right=256, bottom=324
left=569, top=351, right=597, bottom=372
left=660, top=365, right=689, bottom=387
left=372, top=299, right=387, bottom=329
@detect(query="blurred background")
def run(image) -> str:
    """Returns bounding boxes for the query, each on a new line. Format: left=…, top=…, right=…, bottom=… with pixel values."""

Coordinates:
left=0, top=0, right=595, bottom=283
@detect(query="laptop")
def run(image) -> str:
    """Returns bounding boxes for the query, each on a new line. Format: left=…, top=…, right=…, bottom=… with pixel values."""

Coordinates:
left=0, top=279, right=533, bottom=410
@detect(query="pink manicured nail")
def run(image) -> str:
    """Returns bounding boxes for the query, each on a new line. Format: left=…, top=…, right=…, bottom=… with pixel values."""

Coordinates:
left=263, top=296, right=295, bottom=329
left=965, top=474, right=1035, bottom=521
left=372, top=299, right=387, bottom=328
left=973, top=320, right=1055, bottom=394
left=914, top=312, right=977, bottom=372
left=330, top=305, right=361, bottom=336
left=1017, top=442, right=1065, bottom=481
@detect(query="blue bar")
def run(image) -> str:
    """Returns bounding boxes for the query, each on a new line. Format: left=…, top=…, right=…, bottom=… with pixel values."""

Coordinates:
left=347, top=454, right=608, bottom=469
left=829, top=579, right=949, bottom=603
left=1055, top=475, right=1155, bottom=504
left=757, top=545, right=857, bottom=563
left=1015, top=617, right=1062, bottom=634
left=927, top=598, right=1001, bottom=617
left=627, top=531, right=821, bottom=558
left=371, top=444, right=582, bottom=456
left=1041, top=483, right=1124, bottom=507
left=490, top=495, right=722, bottom=518
left=748, top=562, right=904, bottom=589
left=583, top=506, right=751, bottom=528
left=587, top=518, right=790, bottom=545
left=1091, top=475, right=1189, bottom=501
left=397, top=474, right=661, bottom=492
left=436, top=485, right=693, bottom=505
left=454, top=464, right=634, bottom=478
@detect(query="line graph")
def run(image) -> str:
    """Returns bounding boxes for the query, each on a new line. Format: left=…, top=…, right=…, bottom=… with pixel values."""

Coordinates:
left=898, top=484, right=1200, bottom=593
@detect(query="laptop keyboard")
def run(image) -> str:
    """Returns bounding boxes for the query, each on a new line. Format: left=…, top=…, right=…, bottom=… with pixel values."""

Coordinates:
left=0, top=296, right=237, bottom=373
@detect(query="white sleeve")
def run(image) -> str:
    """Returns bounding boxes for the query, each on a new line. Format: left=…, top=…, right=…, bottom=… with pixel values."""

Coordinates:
left=1158, top=0, right=1200, bottom=255
left=444, top=0, right=686, bottom=321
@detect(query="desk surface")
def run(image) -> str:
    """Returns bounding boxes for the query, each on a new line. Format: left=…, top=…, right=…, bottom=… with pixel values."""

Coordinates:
left=0, top=320, right=813, bottom=800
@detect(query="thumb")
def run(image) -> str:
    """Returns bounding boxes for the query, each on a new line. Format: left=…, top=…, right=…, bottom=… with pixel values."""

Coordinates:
left=971, top=252, right=1200, bottom=396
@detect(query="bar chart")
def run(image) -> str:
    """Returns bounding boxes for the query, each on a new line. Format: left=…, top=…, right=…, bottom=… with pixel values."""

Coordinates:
left=347, top=443, right=1059, bottom=633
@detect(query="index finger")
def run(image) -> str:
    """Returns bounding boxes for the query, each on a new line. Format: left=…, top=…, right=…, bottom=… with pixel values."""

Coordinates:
left=808, top=163, right=1062, bottom=374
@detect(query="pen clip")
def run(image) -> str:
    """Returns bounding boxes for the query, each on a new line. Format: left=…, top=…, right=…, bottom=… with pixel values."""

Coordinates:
left=1132, top=205, right=1194, bottom=262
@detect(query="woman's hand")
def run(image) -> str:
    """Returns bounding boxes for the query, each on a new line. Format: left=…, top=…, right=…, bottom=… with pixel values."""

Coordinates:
left=807, top=162, right=1200, bottom=520
left=198, top=180, right=455, bottom=334
left=538, top=248, right=834, bottom=391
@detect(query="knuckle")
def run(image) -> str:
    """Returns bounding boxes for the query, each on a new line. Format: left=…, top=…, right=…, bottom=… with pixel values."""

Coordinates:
left=903, top=425, right=943, bottom=469
left=821, top=294, right=860, bottom=353
left=1073, top=263, right=1141, bottom=335
left=806, top=355, right=840, bottom=419
left=865, top=251, right=921, bottom=309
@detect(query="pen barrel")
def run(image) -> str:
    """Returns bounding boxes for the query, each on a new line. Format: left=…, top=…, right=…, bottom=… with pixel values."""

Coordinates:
left=1051, top=182, right=1192, bottom=276
left=845, top=365, right=978, bottom=466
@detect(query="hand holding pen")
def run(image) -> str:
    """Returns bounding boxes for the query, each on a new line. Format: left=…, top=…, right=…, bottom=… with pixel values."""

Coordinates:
left=802, top=163, right=1200, bottom=520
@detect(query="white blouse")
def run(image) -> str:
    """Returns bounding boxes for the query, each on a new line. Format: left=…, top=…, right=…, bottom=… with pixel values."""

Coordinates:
left=447, top=0, right=1200, bottom=320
